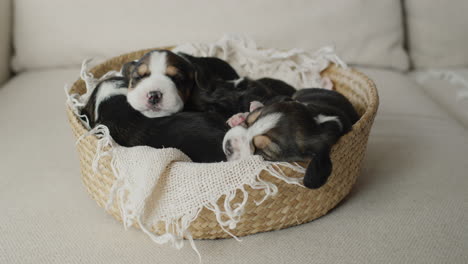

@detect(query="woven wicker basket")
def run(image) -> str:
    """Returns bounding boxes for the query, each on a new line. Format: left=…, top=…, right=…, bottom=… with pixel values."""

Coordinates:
left=66, top=48, right=379, bottom=239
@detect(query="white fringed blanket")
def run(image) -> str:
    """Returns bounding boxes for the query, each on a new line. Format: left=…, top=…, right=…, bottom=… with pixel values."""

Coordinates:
left=66, top=35, right=346, bottom=258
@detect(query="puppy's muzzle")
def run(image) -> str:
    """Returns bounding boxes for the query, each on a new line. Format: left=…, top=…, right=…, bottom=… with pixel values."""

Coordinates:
left=147, top=91, right=162, bottom=105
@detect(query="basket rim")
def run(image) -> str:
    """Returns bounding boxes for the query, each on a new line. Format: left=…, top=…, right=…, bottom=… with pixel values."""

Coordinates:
left=66, top=47, right=380, bottom=239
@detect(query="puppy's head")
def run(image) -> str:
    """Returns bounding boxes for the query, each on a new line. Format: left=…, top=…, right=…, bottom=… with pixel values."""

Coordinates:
left=223, top=101, right=315, bottom=162
left=122, top=50, right=196, bottom=118
left=223, top=101, right=339, bottom=189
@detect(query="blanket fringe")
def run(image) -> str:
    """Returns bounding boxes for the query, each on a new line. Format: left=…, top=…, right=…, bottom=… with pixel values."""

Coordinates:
left=72, top=103, right=308, bottom=255
left=174, top=34, right=346, bottom=89
left=104, top=146, right=306, bottom=255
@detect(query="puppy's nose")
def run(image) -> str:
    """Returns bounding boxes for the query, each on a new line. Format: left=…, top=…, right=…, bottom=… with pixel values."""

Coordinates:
left=147, top=91, right=162, bottom=105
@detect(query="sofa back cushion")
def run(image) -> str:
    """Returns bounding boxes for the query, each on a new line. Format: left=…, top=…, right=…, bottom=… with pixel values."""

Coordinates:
left=405, top=0, right=468, bottom=69
left=12, top=0, right=409, bottom=72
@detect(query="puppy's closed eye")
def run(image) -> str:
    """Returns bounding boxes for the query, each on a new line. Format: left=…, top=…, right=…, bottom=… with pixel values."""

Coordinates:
left=133, top=64, right=151, bottom=79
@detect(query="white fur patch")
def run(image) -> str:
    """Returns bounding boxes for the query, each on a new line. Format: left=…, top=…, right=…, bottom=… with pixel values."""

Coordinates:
left=228, top=77, right=245, bottom=87
left=223, top=112, right=283, bottom=161
left=94, top=82, right=127, bottom=120
left=314, top=114, right=342, bottom=131
left=127, top=52, right=184, bottom=118
left=233, top=77, right=245, bottom=87
left=246, top=113, right=283, bottom=138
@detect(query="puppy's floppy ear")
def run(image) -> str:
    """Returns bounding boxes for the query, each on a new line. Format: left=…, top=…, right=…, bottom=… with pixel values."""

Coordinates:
left=303, top=146, right=332, bottom=189
left=264, top=95, right=293, bottom=105
left=193, top=65, right=214, bottom=91
left=121, top=60, right=138, bottom=79
left=249, top=101, right=264, bottom=112
left=80, top=92, right=97, bottom=128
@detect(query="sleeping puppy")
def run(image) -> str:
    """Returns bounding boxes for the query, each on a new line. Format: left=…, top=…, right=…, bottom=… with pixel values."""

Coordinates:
left=187, top=74, right=297, bottom=119
left=121, top=49, right=295, bottom=119
left=222, top=88, right=359, bottom=188
left=81, top=76, right=228, bottom=163
left=121, top=50, right=239, bottom=118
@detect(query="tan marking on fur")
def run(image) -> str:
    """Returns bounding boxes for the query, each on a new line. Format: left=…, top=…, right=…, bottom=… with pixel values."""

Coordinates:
left=246, top=109, right=262, bottom=126
left=166, top=65, right=179, bottom=76
left=253, top=135, right=272, bottom=149
left=137, top=64, right=149, bottom=76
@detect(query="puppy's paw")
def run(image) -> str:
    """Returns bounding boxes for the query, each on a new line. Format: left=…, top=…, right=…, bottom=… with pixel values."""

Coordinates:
left=249, top=101, right=264, bottom=112
left=227, top=113, right=248, bottom=127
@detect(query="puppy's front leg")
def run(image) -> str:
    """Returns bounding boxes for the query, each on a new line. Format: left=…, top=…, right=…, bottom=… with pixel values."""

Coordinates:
left=227, top=112, right=249, bottom=127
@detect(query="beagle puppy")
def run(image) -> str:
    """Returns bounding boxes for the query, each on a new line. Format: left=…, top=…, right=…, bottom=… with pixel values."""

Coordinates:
left=223, top=88, right=359, bottom=188
left=81, top=76, right=228, bottom=163
left=121, top=49, right=296, bottom=119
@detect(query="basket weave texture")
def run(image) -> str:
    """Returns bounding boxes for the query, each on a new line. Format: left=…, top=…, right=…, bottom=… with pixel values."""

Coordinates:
left=66, top=48, right=379, bottom=239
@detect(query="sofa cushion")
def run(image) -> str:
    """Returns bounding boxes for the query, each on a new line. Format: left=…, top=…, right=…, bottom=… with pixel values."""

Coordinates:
left=405, top=0, right=468, bottom=68
left=0, top=67, right=467, bottom=263
left=12, top=0, right=409, bottom=72
left=411, top=69, right=468, bottom=128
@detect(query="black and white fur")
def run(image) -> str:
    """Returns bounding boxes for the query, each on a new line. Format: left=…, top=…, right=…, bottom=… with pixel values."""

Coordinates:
left=122, top=49, right=296, bottom=119
left=121, top=50, right=239, bottom=118
left=222, top=88, right=359, bottom=189
left=81, top=77, right=228, bottom=163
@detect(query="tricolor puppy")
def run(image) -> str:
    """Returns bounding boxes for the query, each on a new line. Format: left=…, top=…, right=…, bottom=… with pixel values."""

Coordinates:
left=121, top=50, right=239, bottom=118
left=223, top=88, right=359, bottom=188
left=81, top=76, right=228, bottom=163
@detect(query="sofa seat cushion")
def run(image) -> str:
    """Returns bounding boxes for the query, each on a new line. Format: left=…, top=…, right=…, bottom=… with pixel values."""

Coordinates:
left=12, top=0, right=408, bottom=72
left=410, top=69, right=468, bottom=129
left=0, top=68, right=467, bottom=263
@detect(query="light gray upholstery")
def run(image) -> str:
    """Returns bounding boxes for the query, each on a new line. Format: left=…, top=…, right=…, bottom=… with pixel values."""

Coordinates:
left=410, top=69, right=468, bottom=129
left=0, top=68, right=466, bottom=263
left=1, top=1, right=468, bottom=263
left=11, top=0, right=408, bottom=71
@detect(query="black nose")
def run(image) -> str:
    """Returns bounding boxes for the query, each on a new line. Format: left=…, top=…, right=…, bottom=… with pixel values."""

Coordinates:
left=147, top=91, right=162, bottom=105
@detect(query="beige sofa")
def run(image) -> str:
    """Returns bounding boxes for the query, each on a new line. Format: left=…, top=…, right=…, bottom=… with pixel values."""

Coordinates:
left=1, top=1, right=467, bottom=263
